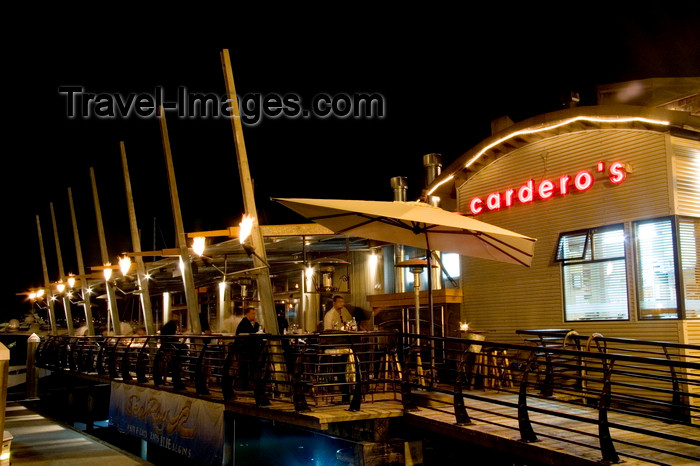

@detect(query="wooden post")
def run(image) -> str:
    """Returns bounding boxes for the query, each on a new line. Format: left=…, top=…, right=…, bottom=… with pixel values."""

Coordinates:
left=220, top=49, right=278, bottom=335
left=157, top=109, right=201, bottom=334
left=50, top=202, right=74, bottom=336
left=68, top=188, right=95, bottom=336
left=90, top=167, right=122, bottom=335
left=36, top=215, right=57, bottom=335
left=120, top=141, right=155, bottom=335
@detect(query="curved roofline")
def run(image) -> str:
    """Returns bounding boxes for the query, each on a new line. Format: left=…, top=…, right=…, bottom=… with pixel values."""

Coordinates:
left=427, top=105, right=700, bottom=199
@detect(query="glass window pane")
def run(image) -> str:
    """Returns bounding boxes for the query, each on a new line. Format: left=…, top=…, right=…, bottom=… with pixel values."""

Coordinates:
left=593, top=227, right=625, bottom=260
left=636, top=219, right=679, bottom=319
left=563, top=259, right=629, bottom=321
left=556, top=231, right=588, bottom=261
left=441, top=253, right=461, bottom=288
left=680, top=219, right=700, bottom=318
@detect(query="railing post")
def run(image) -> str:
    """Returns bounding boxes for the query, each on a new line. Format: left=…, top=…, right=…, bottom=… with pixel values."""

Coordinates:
left=598, top=358, right=620, bottom=464
left=59, top=337, right=70, bottom=370
left=518, top=350, right=538, bottom=443
left=662, top=344, right=686, bottom=421
left=292, top=349, right=310, bottom=412
left=108, top=340, right=119, bottom=379
left=84, top=339, right=96, bottom=373
left=76, top=338, right=87, bottom=372
left=254, top=338, right=271, bottom=407
left=68, top=338, right=78, bottom=371
left=195, top=341, right=210, bottom=395
left=170, top=344, right=186, bottom=390
left=152, top=345, right=165, bottom=386
left=347, top=336, right=363, bottom=412
left=399, top=333, right=418, bottom=411
left=96, top=340, right=107, bottom=375
left=136, top=339, right=150, bottom=384
left=222, top=342, right=236, bottom=401
left=453, top=351, right=473, bottom=426
left=121, top=340, right=133, bottom=382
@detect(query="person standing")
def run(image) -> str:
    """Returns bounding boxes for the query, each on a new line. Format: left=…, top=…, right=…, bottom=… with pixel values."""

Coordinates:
left=235, top=306, right=261, bottom=390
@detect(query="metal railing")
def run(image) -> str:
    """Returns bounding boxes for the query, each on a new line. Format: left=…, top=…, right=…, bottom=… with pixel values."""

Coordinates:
left=35, top=330, right=700, bottom=463
left=35, top=331, right=402, bottom=412
left=400, top=331, right=700, bottom=464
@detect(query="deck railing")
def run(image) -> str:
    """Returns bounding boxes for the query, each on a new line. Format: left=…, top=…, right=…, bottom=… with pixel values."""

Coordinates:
left=35, top=330, right=700, bottom=463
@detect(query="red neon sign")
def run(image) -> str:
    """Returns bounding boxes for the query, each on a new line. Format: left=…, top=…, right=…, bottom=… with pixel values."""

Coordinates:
left=468, top=162, right=626, bottom=215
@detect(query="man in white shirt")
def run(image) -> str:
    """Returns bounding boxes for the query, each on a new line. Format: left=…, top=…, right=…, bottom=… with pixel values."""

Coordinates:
left=323, top=295, right=353, bottom=331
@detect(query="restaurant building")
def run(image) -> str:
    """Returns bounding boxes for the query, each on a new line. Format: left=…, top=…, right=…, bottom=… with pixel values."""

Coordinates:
left=426, top=78, right=700, bottom=345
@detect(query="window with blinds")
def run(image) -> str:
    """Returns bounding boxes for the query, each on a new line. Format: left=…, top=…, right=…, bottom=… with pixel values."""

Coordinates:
left=680, top=218, right=700, bottom=318
left=635, top=218, right=679, bottom=319
left=558, top=224, right=629, bottom=321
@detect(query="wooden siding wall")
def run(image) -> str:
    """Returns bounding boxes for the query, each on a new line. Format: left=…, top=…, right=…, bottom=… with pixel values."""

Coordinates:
left=456, top=130, right=684, bottom=344
left=671, top=137, right=700, bottom=217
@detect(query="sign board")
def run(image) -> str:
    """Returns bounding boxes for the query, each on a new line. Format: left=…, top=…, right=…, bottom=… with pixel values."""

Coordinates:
left=468, top=161, right=627, bottom=215
left=109, top=382, right=224, bottom=465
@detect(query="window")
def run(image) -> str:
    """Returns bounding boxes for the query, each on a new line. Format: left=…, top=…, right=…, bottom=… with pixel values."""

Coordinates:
left=402, top=249, right=461, bottom=289
left=557, top=225, right=629, bottom=321
left=679, top=218, right=700, bottom=318
left=635, top=218, right=679, bottom=319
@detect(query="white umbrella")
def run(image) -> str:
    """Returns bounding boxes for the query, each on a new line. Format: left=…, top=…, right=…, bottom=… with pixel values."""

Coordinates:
left=273, top=198, right=536, bottom=266
left=274, top=198, right=536, bottom=385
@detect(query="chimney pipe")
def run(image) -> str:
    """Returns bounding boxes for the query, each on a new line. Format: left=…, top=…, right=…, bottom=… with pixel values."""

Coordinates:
left=391, top=177, right=408, bottom=293
left=422, top=154, right=443, bottom=291
left=391, top=176, right=408, bottom=202
left=423, top=153, right=442, bottom=207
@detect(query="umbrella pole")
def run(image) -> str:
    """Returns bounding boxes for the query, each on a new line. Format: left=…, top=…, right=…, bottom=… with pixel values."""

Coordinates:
left=426, top=242, right=436, bottom=388
left=412, top=268, right=425, bottom=388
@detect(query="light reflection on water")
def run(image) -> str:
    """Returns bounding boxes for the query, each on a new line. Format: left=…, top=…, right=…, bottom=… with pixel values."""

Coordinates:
left=234, top=419, right=354, bottom=465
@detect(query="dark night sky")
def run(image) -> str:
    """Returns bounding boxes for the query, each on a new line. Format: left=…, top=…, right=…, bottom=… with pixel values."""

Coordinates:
left=6, top=9, right=700, bottom=318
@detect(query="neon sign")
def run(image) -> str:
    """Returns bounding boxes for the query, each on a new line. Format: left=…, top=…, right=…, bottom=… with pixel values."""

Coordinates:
left=469, top=161, right=626, bottom=215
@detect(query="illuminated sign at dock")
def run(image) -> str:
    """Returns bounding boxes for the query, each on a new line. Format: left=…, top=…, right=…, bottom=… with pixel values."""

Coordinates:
left=469, top=161, right=626, bottom=215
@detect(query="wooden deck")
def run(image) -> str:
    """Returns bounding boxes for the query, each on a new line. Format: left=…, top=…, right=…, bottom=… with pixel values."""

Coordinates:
left=407, top=391, right=700, bottom=465
left=224, top=392, right=404, bottom=431
left=46, top=372, right=700, bottom=464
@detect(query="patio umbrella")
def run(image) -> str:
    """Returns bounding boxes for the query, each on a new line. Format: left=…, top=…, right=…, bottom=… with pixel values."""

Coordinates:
left=273, top=198, right=536, bottom=266
left=274, top=198, right=536, bottom=383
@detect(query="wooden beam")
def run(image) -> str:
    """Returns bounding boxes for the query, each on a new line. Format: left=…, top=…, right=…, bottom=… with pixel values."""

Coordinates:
left=90, top=264, right=120, bottom=271
left=186, top=223, right=335, bottom=239
left=185, top=229, right=232, bottom=238
left=124, top=251, right=163, bottom=257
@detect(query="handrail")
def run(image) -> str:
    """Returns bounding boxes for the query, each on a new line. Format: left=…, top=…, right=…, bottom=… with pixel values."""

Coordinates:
left=33, top=330, right=700, bottom=464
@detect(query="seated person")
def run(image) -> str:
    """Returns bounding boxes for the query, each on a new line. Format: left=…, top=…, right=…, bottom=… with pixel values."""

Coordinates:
left=323, top=295, right=353, bottom=331
left=236, top=306, right=260, bottom=334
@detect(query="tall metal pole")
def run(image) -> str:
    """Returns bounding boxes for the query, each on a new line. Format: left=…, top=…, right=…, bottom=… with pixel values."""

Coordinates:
left=36, top=215, right=57, bottom=335
left=68, top=187, right=95, bottom=336
left=50, top=202, right=74, bottom=336
left=220, top=49, right=278, bottom=335
left=120, top=141, right=155, bottom=335
left=90, top=167, right=122, bottom=335
left=218, top=281, right=230, bottom=332
left=391, top=177, right=408, bottom=293
left=157, top=109, right=201, bottom=334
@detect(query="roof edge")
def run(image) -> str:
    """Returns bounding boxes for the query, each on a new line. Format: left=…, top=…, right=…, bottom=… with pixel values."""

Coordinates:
left=427, top=105, right=700, bottom=199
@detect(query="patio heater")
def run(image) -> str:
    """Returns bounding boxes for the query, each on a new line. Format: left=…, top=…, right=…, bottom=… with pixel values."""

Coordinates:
left=396, top=258, right=437, bottom=387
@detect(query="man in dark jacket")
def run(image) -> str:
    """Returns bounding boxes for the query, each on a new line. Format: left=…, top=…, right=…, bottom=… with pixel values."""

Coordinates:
left=235, top=306, right=261, bottom=389
left=236, top=306, right=260, bottom=335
